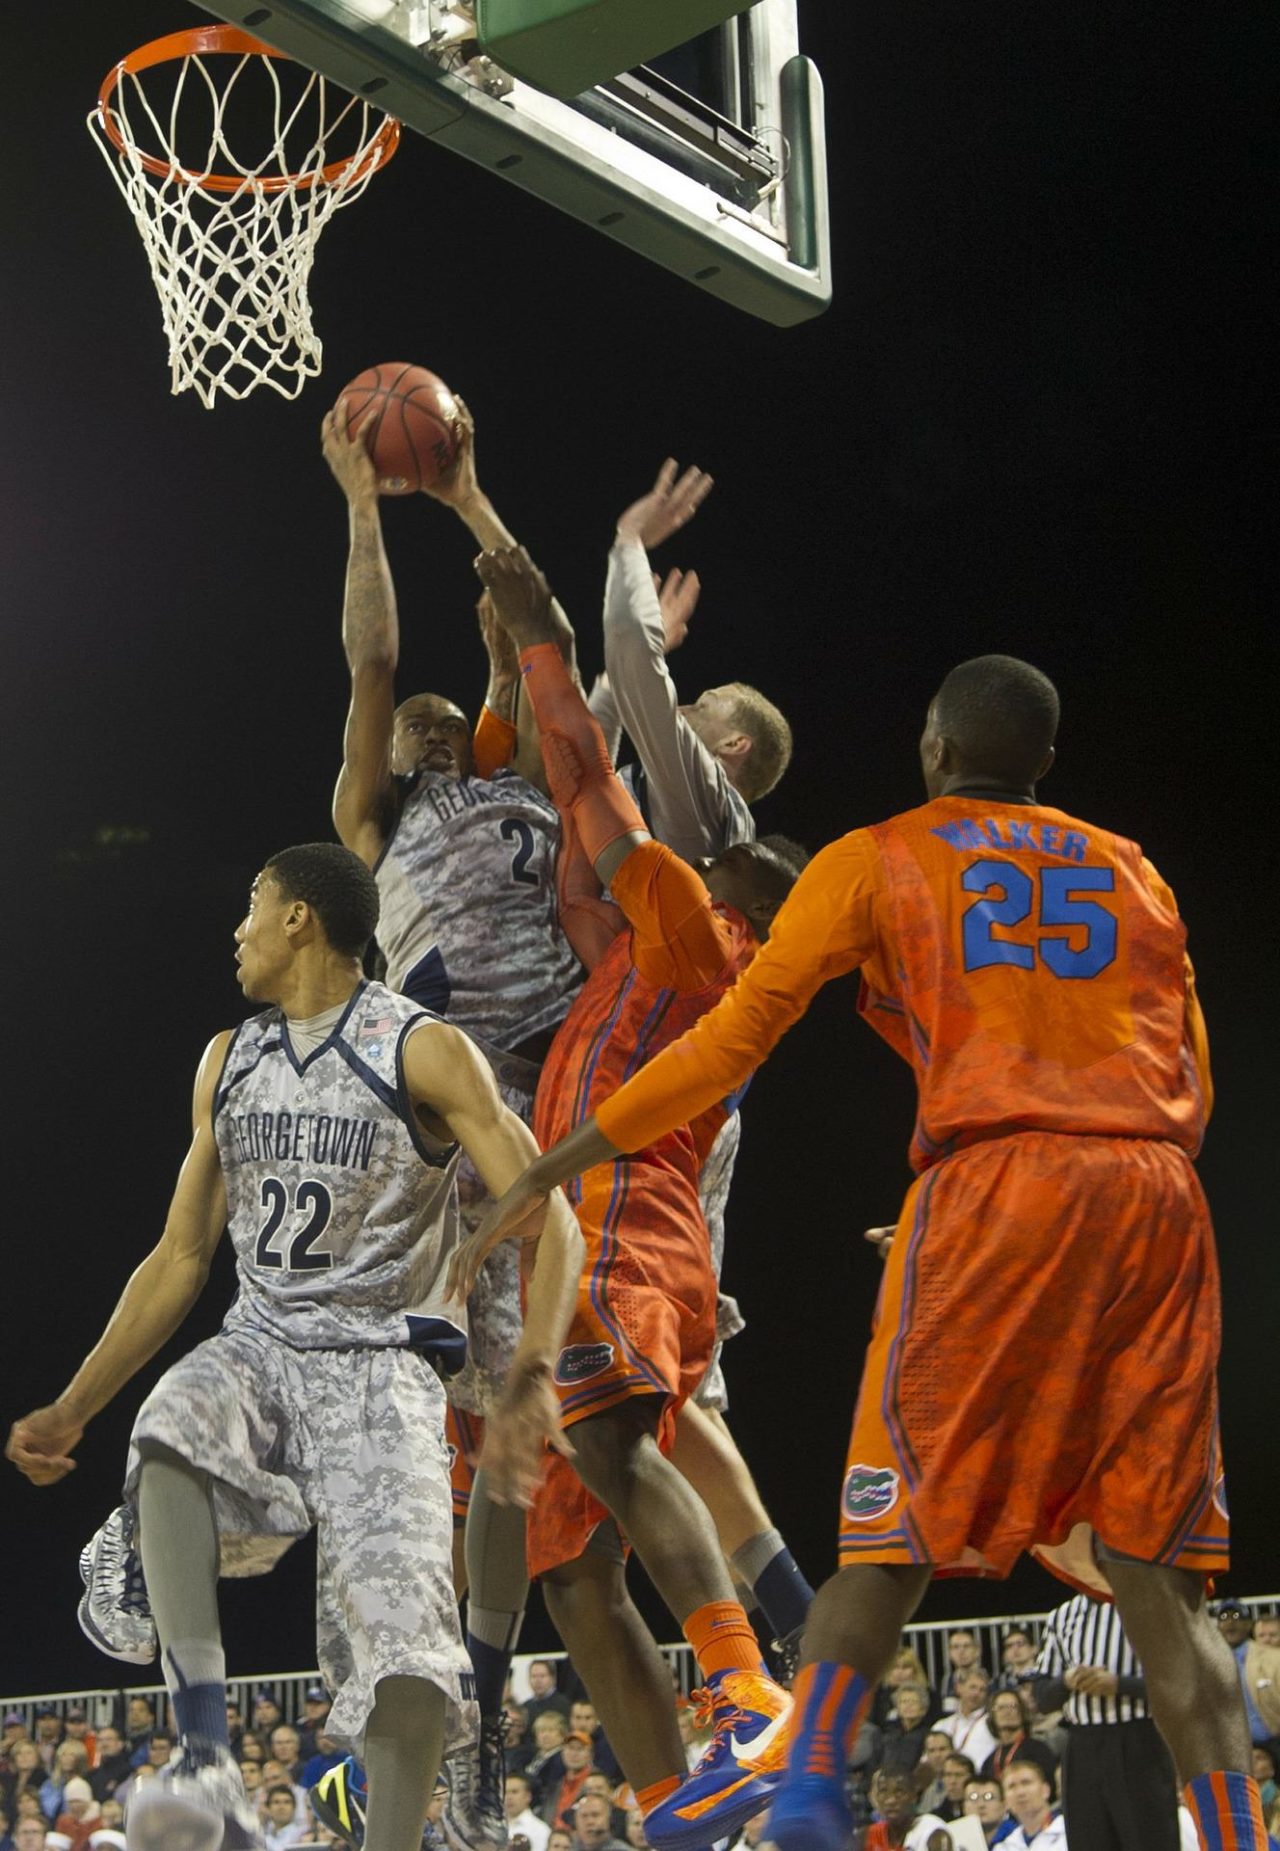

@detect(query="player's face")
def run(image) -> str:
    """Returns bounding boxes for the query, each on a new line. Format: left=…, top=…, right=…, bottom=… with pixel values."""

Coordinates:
left=964, top=1783, right=1005, bottom=1825
left=393, top=696, right=474, bottom=779
left=680, top=686, right=739, bottom=752
left=701, top=843, right=777, bottom=933
left=235, top=874, right=292, bottom=1002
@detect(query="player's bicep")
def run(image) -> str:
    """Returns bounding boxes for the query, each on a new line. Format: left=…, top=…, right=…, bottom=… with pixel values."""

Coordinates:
left=334, top=665, right=396, bottom=855
left=405, top=1024, right=541, bottom=1200
left=159, top=1034, right=232, bottom=1271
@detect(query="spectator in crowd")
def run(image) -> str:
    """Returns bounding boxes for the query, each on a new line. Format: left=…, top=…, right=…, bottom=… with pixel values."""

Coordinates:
left=39, top=1745, right=88, bottom=1823
left=122, top=1700, right=153, bottom=1767
left=93, top=1804, right=123, bottom=1835
left=525, top=1711, right=569, bottom=1796
left=114, top=1733, right=171, bottom=1812
left=504, top=1702, right=533, bottom=1776
left=31, top=1720, right=61, bottom=1778
left=861, top=1768, right=947, bottom=1849
left=1252, top=1744, right=1277, bottom=1814
left=1000, top=1761, right=1065, bottom=1849
left=85, top=1733, right=128, bottom=1809
left=623, top=1808, right=648, bottom=1851
left=942, top=1633, right=986, bottom=1712
left=2, top=1742, right=45, bottom=1817
left=51, top=1778, right=98, bottom=1849
left=938, top=1673, right=997, bottom=1771
left=258, top=1758, right=309, bottom=1825
left=89, top=1836, right=128, bottom=1851
left=525, top=1663, right=571, bottom=1729
left=569, top=1794, right=627, bottom=1851
left=269, top=1726, right=304, bottom=1781
left=262, top=1782, right=310, bottom=1849
left=239, top=1732, right=267, bottom=1766
left=57, top=1723, right=92, bottom=1778
left=2, top=1715, right=30, bottom=1768
left=874, top=1650, right=936, bottom=1728
left=1216, top=1601, right=1280, bottom=1745
left=13, top=1819, right=47, bottom=1851
left=880, top=1686, right=933, bottom=1773
left=934, top=1756, right=976, bottom=1823
left=546, top=1828, right=574, bottom=1851
left=981, top=1692, right=1057, bottom=1787
left=13, top=1799, right=44, bottom=1829
left=223, top=1703, right=244, bottom=1758
left=253, top=1693, right=284, bottom=1738
left=963, top=1776, right=1013, bottom=1846
left=1255, top=1615, right=1280, bottom=1648
left=541, top=1733, right=594, bottom=1829
left=997, top=1632, right=1038, bottom=1691
left=0, top=1799, right=13, bottom=1851
left=577, top=1773, right=626, bottom=1839
left=505, top=1772, right=549, bottom=1851
left=299, top=1731, right=342, bottom=1789
left=240, top=1762, right=264, bottom=1801
left=297, top=1690, right=331, bottom=1762
left=917, top=1732, right=957, bottom=1811
left=568, top=1701, right=620, bottom=1782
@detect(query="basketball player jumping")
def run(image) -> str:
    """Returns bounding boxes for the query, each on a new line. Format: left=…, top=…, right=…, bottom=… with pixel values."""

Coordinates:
left=451, top=543, right=804, bottom=1851
left=473, top=654, right=1268, bottom=1851
left=6, top=843, right=582, bottom=1851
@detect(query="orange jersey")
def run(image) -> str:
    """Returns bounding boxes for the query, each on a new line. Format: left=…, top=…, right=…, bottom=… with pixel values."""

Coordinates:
left=534, top=837, right=757, bottom=1191
left=598, top=796, right=1212, bottom=1174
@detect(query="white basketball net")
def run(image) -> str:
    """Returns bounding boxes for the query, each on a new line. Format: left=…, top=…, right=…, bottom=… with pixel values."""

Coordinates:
left=89, top=40, right=398, bottom=408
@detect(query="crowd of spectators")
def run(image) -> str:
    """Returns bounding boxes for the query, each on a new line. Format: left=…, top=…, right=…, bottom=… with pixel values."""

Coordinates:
left=3, top=1609, right=1277, bottom=1851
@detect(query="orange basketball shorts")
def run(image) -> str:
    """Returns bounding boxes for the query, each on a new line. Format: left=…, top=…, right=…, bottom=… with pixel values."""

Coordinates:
left=445, top=1404, right=483, bottom=1523
left=838, top=1132, right=1228, bottom=1588
left=526, top=1161, right=717, bottom=1580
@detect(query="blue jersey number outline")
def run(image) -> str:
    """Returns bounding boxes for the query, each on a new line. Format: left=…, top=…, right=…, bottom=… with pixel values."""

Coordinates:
left=962, top=858, right=1117, bottom=979
left=500, top=817, right=539, bottom=886
left=254, top=1177, right=335, bottom=1271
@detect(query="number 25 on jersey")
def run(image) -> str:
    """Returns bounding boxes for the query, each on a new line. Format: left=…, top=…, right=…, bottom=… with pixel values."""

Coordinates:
left=961, top=858, right=1117, bottom=978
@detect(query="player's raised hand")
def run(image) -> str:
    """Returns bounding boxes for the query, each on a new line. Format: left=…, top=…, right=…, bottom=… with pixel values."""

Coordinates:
left=616, top=459, right=713, bottom=550
left=480, top=1359, right=574, bottom=1509
left=475, top=545, right=556, bottom=650
left=320, top=398, right=379, bottom=504
left=423, top=394, right=480, bottom=509
left=446, top=1171, right=553, bottom=1306
left=656, top=566, right=701, bottom=653
left=864, top=1224, right=896, bottom=1263
left=6, top=1402, right=84, bottom=1486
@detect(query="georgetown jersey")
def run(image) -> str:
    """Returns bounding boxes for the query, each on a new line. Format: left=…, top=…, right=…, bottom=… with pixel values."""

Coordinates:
left=375, top=768, right=583, bottom=1052
left=214, top=981, right=465, bottom=1357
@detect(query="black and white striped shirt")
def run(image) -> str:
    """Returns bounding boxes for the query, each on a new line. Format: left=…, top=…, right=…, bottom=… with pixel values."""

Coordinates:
left=1032, top=1595, right=1149, bottom=1725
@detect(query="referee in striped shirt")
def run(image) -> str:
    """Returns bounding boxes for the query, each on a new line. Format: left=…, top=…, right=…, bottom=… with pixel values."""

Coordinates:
left=1031, top=1594, right=1179, bottom=1849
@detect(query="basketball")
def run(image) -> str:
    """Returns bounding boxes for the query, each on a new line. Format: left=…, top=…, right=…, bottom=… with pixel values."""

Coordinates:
left=337, top=363, right=461, bottom=494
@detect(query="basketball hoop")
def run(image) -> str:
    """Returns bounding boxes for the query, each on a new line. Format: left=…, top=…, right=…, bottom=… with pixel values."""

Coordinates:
left=89, top=27, right=401, bottom=408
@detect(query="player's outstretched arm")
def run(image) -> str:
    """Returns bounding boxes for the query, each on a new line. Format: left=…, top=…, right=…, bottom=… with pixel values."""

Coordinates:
left=5, top=1034, right=232, bottom=1487
left=404, top=1023, right=584, bottom=1507
left=323, top=401, right=398, bottom=867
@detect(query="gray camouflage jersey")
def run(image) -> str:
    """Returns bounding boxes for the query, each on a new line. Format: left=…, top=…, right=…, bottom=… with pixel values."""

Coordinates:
left=214, top=980, right=465, bottom=1362
left=375, top=768, right=582, bottom=1052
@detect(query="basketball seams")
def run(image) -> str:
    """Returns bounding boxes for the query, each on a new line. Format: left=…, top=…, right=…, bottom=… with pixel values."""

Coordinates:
left=339, top=363, right=456, bottom=495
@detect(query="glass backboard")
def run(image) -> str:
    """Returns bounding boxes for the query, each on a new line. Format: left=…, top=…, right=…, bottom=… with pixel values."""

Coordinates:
left=192, top=0, right=831, bottom=324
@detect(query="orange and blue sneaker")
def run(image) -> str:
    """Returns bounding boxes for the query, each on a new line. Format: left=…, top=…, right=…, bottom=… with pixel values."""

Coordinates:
left=643, top=1669, right=792, bottom=1851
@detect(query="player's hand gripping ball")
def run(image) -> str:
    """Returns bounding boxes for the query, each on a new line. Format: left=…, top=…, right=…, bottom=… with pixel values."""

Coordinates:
left=336, top=363, right=461, bottom=494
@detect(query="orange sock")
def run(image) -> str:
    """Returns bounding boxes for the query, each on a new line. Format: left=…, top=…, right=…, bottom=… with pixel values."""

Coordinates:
left=683, top=1599, right=765, bottom=1680
left=636, top=1776, right=681, bottom=1815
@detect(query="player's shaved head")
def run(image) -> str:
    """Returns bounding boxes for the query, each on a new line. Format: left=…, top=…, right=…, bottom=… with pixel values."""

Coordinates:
left=703, top=834, right=809, bottom=937
left=923, top=654, right=1059, bottom=795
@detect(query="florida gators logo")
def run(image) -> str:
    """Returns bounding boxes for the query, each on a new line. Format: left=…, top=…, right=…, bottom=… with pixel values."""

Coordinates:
left=842, top=1463, right=900, bottom=1522
left=555, top=1341, right=615, bottom=1385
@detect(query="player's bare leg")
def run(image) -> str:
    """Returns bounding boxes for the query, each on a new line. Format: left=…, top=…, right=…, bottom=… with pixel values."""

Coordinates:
left=764, top=1562, right=931, bottom=1851
left=543, top=1546, right=686, bottom=1791
left=559, top=1397, right=792, bottom=1851
left=363, top=1675, right=446, bottom=1851
left=1106, top=1558, right=1269, bottom=1848
left=671, top=1402, right=814, bottom=1670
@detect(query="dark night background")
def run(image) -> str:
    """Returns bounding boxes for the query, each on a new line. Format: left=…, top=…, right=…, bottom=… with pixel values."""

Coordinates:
left=1, top=2, right=1273, bottom=1697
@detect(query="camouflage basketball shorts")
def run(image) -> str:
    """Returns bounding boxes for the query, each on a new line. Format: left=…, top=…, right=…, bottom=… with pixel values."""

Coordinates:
left=448, top=1047, right=538, bottom=1417
left=125, top=1323, right=477, bottom=1756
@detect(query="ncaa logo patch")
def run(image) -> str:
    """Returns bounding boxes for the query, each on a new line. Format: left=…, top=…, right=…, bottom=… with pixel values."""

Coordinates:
left=842, top=1463, right=900, bottom=1523
left=555, top=1341, right=615, bottom=1385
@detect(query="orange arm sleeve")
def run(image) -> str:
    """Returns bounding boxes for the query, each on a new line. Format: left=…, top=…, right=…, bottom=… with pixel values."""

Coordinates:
left=609, top=840, right=735, bottom=992
left=472, top=705, right=517, bottom=779
left=596, top=832, right=883, bottom=1153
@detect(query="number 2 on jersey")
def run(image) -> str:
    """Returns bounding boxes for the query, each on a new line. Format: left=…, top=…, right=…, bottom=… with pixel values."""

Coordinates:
left=961, top=858, right=1117, bottom=978
left=255, top=1178, right=335, bottom=1271
left=500, top=817, right=539, bottom=886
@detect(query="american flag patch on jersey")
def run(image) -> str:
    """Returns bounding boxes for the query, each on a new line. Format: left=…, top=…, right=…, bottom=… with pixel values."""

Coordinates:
left=359, top=1016, right=396, bottom=1038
